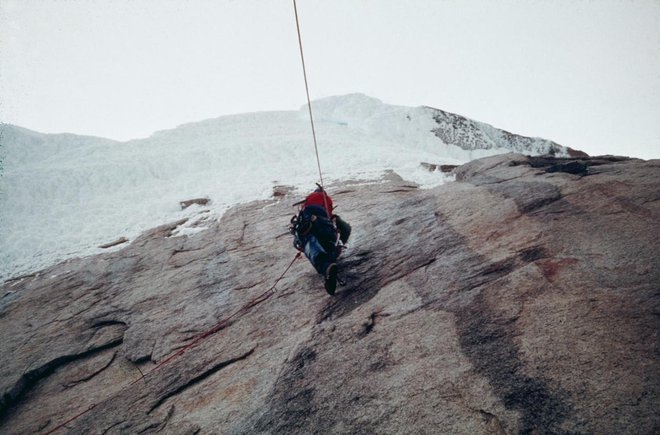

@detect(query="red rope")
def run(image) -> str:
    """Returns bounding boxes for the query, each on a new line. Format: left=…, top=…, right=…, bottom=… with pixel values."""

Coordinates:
left=43, top=404, right=97, bottom=435
left=42, top=252, right=301, bottom=434
left=130, top=251, right=302, bottom=384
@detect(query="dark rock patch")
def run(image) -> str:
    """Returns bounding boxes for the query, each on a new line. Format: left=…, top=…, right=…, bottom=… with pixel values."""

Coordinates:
left=98, top=237, right=129, bottom=249
left=455, top=289, right=571, bottom=434
left=421, top=162, right=458, bottom=173
left=179, top=197, right=209, bottom=209
left=487, top=181, right=562, bottom=214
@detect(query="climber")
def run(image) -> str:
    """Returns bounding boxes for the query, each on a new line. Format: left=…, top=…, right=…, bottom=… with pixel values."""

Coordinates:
left=290, top=185, right=351, bottom=295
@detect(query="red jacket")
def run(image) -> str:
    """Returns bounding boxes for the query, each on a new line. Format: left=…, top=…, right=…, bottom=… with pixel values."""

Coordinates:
left=304, top=191, right=333, bottom=216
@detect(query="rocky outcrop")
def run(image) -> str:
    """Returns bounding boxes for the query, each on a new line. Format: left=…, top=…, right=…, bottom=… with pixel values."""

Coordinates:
left=420, top=162, right=458, bottom=173
left=98, top=237, right=129, bottom=249
left=428, top=107, right=588, bottom=157
left=1, top=154, right=658, bottom=434
left=179, top=198, right=210, bottom=209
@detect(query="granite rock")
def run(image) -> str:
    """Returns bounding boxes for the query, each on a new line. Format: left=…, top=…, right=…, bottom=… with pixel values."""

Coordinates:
left=1, top=154, right=658, bottom=434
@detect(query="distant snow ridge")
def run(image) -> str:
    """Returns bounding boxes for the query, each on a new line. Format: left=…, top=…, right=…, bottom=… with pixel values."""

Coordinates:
left=428, top=107, right=570, bottom=156
left=310, top=94, right=579, bottom=158
left=0, top=93, right=580, bottom=282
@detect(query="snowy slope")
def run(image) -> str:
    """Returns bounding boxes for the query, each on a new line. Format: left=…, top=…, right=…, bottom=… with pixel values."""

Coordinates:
left=0, top=94, right=575, bottom=281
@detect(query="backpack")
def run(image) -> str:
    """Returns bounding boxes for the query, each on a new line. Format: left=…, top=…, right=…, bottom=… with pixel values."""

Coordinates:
left=290, top=206, right=337, bottom=251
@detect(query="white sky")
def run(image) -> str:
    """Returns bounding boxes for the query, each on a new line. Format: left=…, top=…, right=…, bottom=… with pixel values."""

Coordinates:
left=1, top=0, right=659, bottom=159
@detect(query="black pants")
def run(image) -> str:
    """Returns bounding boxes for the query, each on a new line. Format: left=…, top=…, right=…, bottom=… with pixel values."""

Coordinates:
left=334, top=215, right=351, bottom=244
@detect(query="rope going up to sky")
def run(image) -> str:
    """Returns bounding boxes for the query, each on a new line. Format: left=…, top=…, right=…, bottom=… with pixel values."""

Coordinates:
left=292, top=0, right=332, bottom=215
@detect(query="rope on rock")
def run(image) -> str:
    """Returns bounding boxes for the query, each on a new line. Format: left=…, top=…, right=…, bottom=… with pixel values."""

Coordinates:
left=130, top=251, right=302, bottom=383
left=43, top=252, right=301, bottom=435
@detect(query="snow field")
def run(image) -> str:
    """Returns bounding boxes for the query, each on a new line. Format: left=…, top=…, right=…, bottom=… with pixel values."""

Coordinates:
left=1, top=95, right=465, bottom=281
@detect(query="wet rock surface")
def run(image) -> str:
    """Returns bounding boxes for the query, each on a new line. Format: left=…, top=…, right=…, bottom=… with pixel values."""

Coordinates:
left=1, top=154, right=658, bottom=434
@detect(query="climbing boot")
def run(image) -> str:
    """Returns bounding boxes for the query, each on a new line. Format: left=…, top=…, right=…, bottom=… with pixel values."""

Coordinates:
left=324, top=263, right=338, bottom=295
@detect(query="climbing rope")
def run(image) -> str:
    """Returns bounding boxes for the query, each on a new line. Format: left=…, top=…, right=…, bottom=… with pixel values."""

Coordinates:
left=43, top=404, right=97, bottom=435
left=293, top=0, right=332, bottom=215
left=43, top=252, right=301, bottom=434
left=130, top=251, right=301, bottom=384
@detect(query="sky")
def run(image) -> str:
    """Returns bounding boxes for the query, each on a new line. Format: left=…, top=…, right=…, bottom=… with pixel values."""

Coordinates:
left=1, top=0, right=659, bottom=159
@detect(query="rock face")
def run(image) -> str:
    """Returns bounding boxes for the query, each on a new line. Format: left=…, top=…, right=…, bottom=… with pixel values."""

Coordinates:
left=428, top=107, right=588, bottom=157
left=179, top=198, right=211, bottom=210
left=1, top=154, right=658, bottom=434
